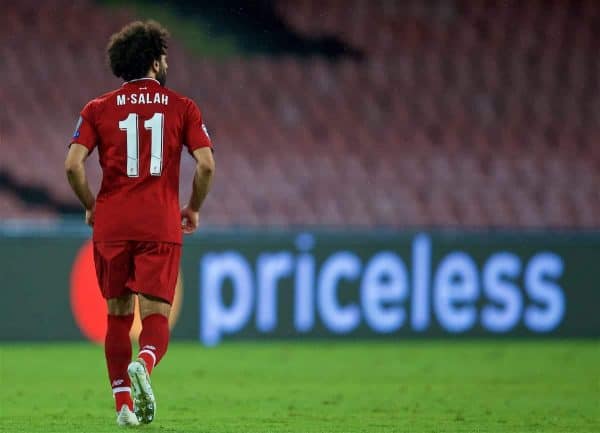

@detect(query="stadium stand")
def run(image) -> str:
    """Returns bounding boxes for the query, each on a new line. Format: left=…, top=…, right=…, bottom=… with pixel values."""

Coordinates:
left=0, top=0, right=598, bottom=227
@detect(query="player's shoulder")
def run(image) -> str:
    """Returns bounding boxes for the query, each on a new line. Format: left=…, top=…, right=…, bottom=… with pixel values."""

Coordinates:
left=94, top=87, right=122, bottom=103
left=163, top=87, right=200, bottom=111
left=82, top=88, right=121, bottom=112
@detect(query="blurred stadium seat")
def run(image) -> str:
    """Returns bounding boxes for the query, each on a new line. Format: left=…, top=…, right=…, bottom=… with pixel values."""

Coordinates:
left=0, top=0, right=598, bottom=227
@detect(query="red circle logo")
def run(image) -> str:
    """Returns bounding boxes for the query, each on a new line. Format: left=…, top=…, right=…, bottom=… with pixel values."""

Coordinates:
left=70, top=240, right=183, bottom=343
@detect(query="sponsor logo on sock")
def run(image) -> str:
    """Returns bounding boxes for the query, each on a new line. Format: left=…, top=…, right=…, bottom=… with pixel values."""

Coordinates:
left=112, top=379, right=124, bottom=387
left=143, top=345, right=156, bottom=351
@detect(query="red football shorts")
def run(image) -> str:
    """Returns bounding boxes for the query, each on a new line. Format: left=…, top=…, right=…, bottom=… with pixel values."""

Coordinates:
left=93, top=241, right=181, bottom=304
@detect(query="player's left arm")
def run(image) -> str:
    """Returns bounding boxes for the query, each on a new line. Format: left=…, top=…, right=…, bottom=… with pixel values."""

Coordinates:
left=65, top=143, right=95, bottom=226
left=181, top=147, right=215, bottom=234
left=181, top=99, right=214, bottom=234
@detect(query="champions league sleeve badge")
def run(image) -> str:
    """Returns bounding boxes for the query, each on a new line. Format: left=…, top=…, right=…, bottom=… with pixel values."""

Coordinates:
left=72, top=116, right=82, bottom=139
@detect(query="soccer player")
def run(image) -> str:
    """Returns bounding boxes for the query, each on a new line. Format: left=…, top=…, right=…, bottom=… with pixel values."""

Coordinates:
left=64, top=21, right=214, bottom=427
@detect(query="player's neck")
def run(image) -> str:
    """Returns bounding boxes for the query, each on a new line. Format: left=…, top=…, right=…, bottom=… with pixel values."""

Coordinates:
left=125, top=76, right=159, bottom=85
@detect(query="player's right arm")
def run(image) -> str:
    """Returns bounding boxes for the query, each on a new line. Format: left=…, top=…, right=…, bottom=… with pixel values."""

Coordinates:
left=65, top=143, right=95, bottom=225
left=66, top=102, right=99, bottom=226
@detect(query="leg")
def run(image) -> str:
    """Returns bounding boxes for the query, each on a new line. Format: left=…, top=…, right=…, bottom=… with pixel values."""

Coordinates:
left=127, top=294, right=171, bottom=425
left=132, top=242, right=180, bottom=375
left=136, top=294, right=171, bottom=374
left=93, top=241, right=136, bottom=416
left=127, top=242, right=180, bottom=424
left=106, top=295, right=135, bottom=412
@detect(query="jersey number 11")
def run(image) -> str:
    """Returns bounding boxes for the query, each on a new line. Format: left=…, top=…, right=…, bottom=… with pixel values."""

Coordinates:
left=119, top=112, right=164, bottom=177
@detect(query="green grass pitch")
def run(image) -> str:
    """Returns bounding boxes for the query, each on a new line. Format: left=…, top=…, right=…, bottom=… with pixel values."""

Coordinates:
left=1, top=341, right=598, bottom=432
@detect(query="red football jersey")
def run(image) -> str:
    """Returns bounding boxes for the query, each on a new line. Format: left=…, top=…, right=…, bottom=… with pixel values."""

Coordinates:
left=70, top=78, right=212, bottom=244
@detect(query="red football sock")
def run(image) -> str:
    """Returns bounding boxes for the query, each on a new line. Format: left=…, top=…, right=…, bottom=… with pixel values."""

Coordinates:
left=138, top=314, right=170, bottom=375
left=114, top=389, right=133, bottom=413
left=105, top=314, right=134, bottom=411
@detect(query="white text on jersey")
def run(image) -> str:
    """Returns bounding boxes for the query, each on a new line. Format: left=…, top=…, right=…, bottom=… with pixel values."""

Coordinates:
left=117, top=93, right=168, bottom=106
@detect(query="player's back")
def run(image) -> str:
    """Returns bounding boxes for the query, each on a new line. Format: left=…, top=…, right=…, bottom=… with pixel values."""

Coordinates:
left=73, top=78, right=211, bottom=244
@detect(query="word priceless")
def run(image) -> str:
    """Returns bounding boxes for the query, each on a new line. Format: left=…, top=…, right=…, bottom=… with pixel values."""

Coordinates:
left=199, top=234, right=565, bottom=345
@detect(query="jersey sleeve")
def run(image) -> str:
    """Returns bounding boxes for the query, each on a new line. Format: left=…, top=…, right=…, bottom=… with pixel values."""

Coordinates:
left=70, top=101, right=98, bottom=152
left=183, top=99, right=212, bottom=154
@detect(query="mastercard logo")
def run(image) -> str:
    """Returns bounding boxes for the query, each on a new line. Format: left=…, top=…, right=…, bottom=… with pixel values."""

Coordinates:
left=70, top=240, right=183, bottom=343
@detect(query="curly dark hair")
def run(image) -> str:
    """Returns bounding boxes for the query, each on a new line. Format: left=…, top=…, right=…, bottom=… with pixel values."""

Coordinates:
left=107, top=20, right=169, bottom=81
